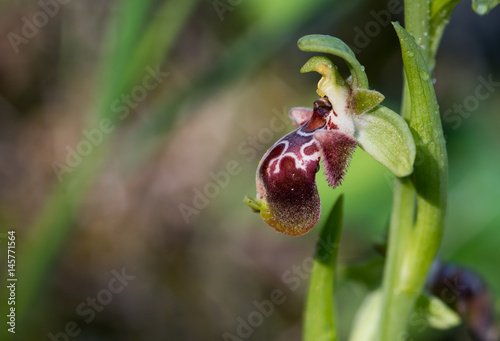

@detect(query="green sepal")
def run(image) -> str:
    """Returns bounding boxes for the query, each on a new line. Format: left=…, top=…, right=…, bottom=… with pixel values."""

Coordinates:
left=350, top=89, right=385, bottom=115
left=298, top=34, right=369, bottom=89
left=353, top=106, right=416, bottom=177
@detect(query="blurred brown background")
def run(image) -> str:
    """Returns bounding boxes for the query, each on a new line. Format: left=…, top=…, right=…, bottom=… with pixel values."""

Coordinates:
left=0, top=0, right=499, bottom=340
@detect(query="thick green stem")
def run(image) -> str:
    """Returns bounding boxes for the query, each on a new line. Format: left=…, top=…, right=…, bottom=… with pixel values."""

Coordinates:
left=379, top=179, right=415, bottom=339
left=377, top=1, right=449, bottom=339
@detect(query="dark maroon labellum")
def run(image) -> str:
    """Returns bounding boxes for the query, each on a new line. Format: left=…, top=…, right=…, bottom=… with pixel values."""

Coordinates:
left=253, top=97, right=356, bottom=236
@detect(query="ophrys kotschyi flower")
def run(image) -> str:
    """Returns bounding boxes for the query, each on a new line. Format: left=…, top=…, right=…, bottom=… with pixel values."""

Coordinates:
left=245, top=35, right=416, bottom=236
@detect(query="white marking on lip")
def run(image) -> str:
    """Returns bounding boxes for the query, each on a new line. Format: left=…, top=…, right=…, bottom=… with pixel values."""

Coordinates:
left=296, top=128, right=315, bottom=137
left=300, top=139, right=320, bottom=161
left=267, top=136, right=320, bottom=175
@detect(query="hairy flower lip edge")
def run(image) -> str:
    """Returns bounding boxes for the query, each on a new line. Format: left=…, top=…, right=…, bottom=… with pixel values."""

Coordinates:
left=314, top=129, right=357, bottom=188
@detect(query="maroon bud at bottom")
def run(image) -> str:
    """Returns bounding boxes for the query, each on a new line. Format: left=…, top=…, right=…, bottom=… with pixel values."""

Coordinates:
left=427, top=261, right=499, bottom=341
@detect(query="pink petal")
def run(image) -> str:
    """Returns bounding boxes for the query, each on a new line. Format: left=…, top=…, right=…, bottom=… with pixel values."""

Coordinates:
left=288, top=107, right=313, bottom=128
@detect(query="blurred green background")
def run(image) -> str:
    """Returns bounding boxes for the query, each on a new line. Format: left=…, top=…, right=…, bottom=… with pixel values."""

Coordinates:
left=0, top=0, right=499, bottom=340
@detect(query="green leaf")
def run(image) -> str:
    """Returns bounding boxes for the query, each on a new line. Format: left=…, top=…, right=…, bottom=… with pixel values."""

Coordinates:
left=298, top=35, right=369, bottom=89
left=303, top=195, right=344, bottom=341
left=350, top=89, right=385, bottom=115
left=352, top=106, right=416, bottom=177
left=393, top=22, right=447, bottom=206
left=472, top=0, right=500, bottom=14
left=416, top=294, right=461, bottom=330
left=121, top=0, right=199, bottom=93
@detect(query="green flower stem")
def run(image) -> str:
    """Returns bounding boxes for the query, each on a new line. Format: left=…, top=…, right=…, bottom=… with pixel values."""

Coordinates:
left=377, top=1, right=449, bottom=337
left=379, top=178, right=415, bottom=339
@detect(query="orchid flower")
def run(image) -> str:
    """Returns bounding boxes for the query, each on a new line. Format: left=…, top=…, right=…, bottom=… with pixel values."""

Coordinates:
left=245, top=35, right=416, bottom=236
